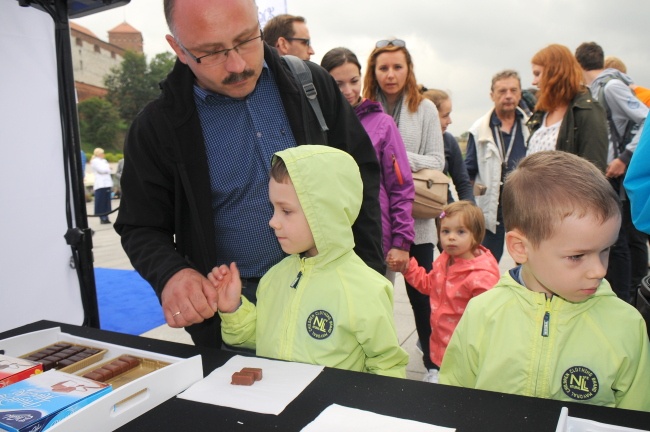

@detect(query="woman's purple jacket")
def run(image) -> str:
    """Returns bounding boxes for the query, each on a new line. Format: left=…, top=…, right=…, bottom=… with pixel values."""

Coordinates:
left=355, top=98, right=415, bottom=259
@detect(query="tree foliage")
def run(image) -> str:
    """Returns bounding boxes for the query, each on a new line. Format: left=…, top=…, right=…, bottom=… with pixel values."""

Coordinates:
left=77, top=97, right=122, bottom=152
left=105, top=50, right=175, bottom=125
left=149, top=52, right=176, bottom=87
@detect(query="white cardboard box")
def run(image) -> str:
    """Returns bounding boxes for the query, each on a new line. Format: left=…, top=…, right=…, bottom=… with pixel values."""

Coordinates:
left=0, top=327, right=203, bottom=432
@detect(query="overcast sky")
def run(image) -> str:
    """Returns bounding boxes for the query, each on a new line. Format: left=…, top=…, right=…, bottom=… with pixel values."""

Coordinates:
left=73, top=0, right=650, bottom=136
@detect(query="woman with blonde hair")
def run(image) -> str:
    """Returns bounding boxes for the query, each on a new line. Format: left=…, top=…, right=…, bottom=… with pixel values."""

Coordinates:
left=421, top=88, right=474, bottom=203
left=605, top=55, right=650, bottom=107
left=526, top=44, right=608, bottom=172
left=364, top=38, right=444, bottom=382
left=91, top=147, right=113, bottom=224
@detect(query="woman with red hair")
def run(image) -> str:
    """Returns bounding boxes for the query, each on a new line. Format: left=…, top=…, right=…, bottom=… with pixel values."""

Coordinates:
left=526, top=44, right=608, bottom=172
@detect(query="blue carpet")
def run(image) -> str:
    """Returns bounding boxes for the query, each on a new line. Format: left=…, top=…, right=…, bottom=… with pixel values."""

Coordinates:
left=95, top=268, right=165, bottom=335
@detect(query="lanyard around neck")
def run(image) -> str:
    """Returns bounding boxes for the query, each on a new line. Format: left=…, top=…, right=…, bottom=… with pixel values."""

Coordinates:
left=493, top=122, right=517, bottom=167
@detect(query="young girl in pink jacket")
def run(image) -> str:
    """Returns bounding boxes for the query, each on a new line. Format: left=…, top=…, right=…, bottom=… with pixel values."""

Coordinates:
left=400, top=201, right=500, bottom=383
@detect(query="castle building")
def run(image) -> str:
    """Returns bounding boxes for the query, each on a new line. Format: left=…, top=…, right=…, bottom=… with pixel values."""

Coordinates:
left=70, top=21, right=143, bottom=102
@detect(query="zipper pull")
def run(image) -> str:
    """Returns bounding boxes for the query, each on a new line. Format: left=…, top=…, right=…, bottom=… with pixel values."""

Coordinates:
left=541, top=311, right=550, bottom=337
left=392, top=154, right=404, bottom=185
left=290, top=270, right=303, bottom=289
left=290, top=258, right=305, bottom=289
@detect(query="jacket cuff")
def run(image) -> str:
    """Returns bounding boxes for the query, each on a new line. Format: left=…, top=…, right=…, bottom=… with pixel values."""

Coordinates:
left=391, top=236, right=413, bottom=252
left=403, top=257, right=420, bottom=279
left=218, top=296, right=254, bottom=323
left=618, top=150, right=633, bottom=166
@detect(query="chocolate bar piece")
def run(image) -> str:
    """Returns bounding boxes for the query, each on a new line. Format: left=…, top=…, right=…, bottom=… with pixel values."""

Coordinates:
left=22, top=343, right=104, bottom=371
left=81, top=355, right=141, bottom=382
left=112, top=359, right=130, bottom=374
left=82, top=371, right=105, bottom=382
left=118, top=355, right=140, bottom=368
left=99, top=368, right=114, bottom=381
left=240, top=367, right=263, bottom=381
left=231, top=371, right=255, bottom=386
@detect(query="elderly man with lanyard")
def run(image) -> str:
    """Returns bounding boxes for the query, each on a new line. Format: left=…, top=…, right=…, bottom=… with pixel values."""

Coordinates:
left=115, top=0, right=383, bottom=348
left=464, top=70, right=529, bottom=262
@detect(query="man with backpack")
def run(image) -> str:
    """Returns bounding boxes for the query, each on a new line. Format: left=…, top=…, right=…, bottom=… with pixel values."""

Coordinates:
left=576, top=41, right=649, bottom=303
left=115, top=0, right=383, bottom=349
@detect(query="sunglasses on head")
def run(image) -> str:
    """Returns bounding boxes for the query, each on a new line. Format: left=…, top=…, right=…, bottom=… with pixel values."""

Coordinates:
left=375, top=39, right=406, bottom=48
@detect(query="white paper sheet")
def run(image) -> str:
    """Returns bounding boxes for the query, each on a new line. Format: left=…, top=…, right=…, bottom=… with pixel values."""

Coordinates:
left=301, top=404, right=456, bottom=432
left=177, top=355, right=323, bottom=415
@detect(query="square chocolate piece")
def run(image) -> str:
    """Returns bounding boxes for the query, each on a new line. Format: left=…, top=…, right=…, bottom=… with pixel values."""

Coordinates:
left=240, top=367, right=262, bottom=381
left=231, top=371, right=255, bottom=386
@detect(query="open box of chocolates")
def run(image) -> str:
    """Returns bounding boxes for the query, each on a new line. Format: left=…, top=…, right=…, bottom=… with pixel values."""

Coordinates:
left=19, top=341, right=107, bottom=373
left=0, top=327, right=202, bottom=432
left=77, top=354, right=170, bottom=390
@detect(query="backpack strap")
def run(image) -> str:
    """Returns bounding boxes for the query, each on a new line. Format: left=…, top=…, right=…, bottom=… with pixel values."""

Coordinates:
left=597, top=76, right=634, bottom=157
left=282, top=55, right=329, bottom=143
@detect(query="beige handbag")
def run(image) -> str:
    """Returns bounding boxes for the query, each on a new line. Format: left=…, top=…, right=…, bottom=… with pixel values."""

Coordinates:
left=473, top=182, right=487, bottom=196
left=411, top=169, right=450, bottom=219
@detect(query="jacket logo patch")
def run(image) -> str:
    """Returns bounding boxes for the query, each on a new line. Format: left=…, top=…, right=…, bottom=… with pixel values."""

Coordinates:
left=306, top=310, right=334, bottom=340
left=561, top=366, right=598, bottom=400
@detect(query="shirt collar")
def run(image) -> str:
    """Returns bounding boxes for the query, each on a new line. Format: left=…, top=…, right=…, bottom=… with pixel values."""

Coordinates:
left=490, top=108, right=523, bottom=128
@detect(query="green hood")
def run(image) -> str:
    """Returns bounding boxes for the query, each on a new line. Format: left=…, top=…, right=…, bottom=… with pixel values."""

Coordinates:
left=273, top=145, right=362, bottom=266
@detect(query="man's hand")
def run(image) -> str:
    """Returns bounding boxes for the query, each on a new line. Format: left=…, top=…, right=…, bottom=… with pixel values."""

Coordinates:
left=207, top=262, right=243, bottom=313
left=161, top=268, right=219, bottom=328
left=606, top=158, right=626, bottom=178
left=386, top=248, right=409, bottom=273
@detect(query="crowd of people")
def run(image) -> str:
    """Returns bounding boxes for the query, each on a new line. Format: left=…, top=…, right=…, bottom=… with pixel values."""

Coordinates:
left=113, top=0, right=650, bottom=412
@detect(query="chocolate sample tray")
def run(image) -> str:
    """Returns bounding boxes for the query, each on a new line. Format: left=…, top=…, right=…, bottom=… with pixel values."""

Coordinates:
left=0, top=327, right=202, bottom=432
left=77, top=354, right=170, bottom=390
left=19, top=341, right=107, bottom=373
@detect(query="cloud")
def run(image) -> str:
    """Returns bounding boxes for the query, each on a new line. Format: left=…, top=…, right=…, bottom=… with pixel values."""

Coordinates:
left=72, top=0, right=650, bottom=135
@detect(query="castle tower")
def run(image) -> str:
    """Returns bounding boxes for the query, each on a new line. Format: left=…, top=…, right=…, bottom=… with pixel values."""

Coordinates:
left=108, top=22, right=143, bottom=54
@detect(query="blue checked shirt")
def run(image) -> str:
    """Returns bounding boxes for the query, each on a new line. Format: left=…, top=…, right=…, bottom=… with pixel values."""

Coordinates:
left=194, top=63, right=296, bottom=277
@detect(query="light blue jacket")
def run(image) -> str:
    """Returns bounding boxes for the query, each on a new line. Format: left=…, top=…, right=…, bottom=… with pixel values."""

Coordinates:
left=625, top=124, right=650, bottom=234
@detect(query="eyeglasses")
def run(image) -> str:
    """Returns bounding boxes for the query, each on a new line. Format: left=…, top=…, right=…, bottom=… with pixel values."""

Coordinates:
left=178, top=30, right=264, bottom=66
left=285, top=37, right=311, bottom=47
left=375, top=39, right=406, bottom=48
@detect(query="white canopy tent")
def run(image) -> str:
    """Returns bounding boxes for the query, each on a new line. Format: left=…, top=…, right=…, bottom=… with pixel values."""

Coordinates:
left=0, top=0, right=287, bottom=334
left=0, top=0, right=128, bottom=333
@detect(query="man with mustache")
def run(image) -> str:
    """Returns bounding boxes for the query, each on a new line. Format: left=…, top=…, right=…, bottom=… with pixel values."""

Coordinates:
left=114, top=0, right=383, bottom=349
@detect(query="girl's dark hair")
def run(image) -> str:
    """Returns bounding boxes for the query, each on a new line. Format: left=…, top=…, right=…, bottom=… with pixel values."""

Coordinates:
left=320, top=47, right=362, bottom=73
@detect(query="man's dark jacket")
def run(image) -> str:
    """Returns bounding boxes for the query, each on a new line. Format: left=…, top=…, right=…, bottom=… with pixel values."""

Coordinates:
left=114, top=44, right=384, bottom=347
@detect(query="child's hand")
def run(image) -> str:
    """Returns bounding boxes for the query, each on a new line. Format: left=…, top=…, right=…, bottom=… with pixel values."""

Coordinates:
left=386, top=248, right=409, bottom=273
left=207, top=262, right=242, bottom=313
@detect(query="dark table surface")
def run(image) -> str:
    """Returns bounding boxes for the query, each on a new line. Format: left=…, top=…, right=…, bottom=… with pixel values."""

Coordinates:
left=2, top=321, right=649, bottom=432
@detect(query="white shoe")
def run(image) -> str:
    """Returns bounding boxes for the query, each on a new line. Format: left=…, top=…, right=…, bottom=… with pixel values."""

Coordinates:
left=423, top=369, right=439, bottom=383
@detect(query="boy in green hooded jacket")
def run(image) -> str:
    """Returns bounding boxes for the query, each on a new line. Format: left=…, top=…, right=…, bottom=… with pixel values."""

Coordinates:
left=209, top=145, right=408, bottom=378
